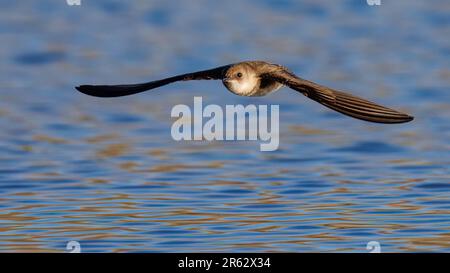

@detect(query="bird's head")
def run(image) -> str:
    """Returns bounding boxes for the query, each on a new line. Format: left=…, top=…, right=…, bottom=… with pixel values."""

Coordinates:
left=222, top=63, right=259, bottom=96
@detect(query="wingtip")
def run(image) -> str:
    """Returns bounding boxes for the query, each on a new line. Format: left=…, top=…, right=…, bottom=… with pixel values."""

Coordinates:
left=75, top=85, right=85, bottom=92
left=75, top=85, right=96, bottom=96
left=405, top=114, right=414, bottom=122
left=385, top=112, right=414, bottom=124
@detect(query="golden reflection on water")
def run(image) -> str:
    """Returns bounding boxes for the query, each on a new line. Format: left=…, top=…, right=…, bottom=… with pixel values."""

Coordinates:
left=96, top=143, right=131, bottom=158
left=33, top=135, right=67, bottom=144
left=1, top=183, right=450, bottom=252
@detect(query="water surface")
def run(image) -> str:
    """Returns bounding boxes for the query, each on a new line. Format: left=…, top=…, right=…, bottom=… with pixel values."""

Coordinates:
left=0, top=0, right=450, bottom=252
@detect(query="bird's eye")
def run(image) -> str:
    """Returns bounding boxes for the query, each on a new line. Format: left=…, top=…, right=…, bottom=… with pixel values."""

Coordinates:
left=237, top=72, right=243, bottom=78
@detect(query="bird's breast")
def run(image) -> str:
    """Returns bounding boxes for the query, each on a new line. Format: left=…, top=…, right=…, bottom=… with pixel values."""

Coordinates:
left=223, top=76, right=282, bottom=97
left=250, top=78, right=283, bottom=96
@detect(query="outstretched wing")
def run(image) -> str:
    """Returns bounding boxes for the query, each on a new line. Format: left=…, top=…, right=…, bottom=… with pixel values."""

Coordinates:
left=75, top=65, right=231, bottom=97
left=265, top=69, right=413, bottom=124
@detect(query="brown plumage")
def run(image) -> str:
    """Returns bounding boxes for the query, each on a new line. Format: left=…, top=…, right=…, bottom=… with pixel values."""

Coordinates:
left=76, top=61, right=413, bottom=124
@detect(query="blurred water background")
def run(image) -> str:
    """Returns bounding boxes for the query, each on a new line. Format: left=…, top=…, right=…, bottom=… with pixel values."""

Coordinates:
left=0, top=0, right=450, bottom=252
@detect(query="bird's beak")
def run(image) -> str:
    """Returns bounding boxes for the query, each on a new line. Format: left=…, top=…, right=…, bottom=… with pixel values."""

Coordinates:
left=222, top=77, right=233, bottom=89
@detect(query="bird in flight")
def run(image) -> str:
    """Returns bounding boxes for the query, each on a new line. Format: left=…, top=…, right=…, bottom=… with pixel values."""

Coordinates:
left=76, top=61, right=413, bottom=124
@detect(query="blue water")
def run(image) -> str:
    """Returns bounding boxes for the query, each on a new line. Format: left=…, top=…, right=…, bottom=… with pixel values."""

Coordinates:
left=0, top=0, right=450, bottom=252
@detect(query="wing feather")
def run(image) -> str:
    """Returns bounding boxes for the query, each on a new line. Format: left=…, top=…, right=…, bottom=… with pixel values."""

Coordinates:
left=266, top=69, right=413, bottom=124
left=75, top=65, right=231, bottom=97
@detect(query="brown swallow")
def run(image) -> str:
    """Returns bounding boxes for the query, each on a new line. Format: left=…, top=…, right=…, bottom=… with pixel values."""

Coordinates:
left=76, top=61, right=413, bottom=124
